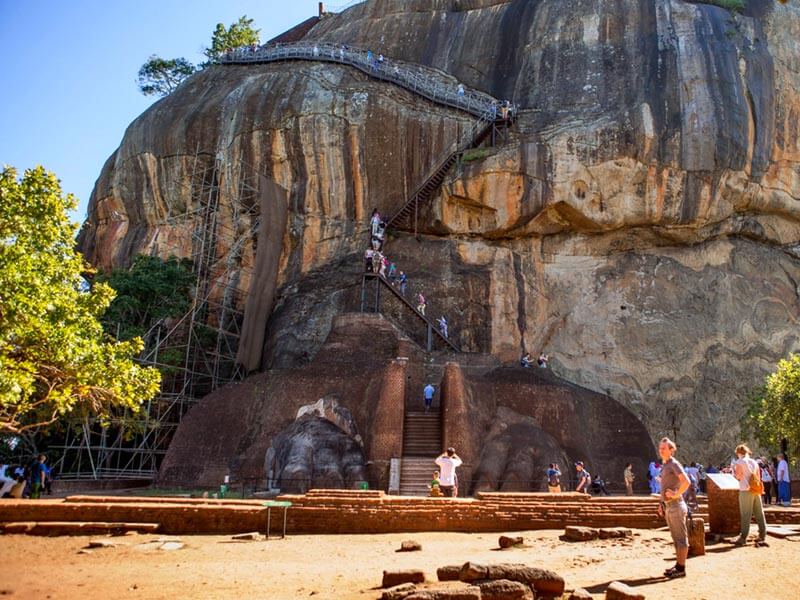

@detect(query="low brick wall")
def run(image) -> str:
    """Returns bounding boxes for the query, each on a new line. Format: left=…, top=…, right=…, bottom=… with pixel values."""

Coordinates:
left=0, top=491, right=796, bottom=536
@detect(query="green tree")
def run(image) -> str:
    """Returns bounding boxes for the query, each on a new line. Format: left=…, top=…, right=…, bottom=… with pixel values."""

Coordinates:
left=0, top=166, right=160, bottom=434
left=204, top=15, right=261, bottom=63
left=137, top=55, right=196, bottom=97
left=744, top=354, right=800, bottom=464
left=98, top=255, right=195, bottom=342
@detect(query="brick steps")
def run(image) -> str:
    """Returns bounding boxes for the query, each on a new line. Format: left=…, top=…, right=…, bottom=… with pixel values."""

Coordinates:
left=401, top=410, right=442, bottom=495
left=1, top=521, right=160, bottom=536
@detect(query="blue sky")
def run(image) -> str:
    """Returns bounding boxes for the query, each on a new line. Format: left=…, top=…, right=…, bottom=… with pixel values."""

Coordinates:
left=0, top=0, right=325, bottom=223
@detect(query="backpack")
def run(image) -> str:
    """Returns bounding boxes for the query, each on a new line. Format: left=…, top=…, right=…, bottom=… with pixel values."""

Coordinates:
left=748, top=460, right=764, bottom=495
left=548, top=471, right=560, bottom=487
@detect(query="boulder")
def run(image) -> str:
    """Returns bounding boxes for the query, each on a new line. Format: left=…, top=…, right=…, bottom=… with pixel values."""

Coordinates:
left=569, top=589, right=593, bottom=600
left=231, top=532, right=263, bottom=541
left=383, top=570, right=426, bottom=588
left=382, top=583, right=418, bottom=600
left=399, top=540, right=423, bottom=552
left=476, top=579, right=534, bottom=600
left=404, top=587, right=481, bottom=600
left=564, top=526, right=599, bottom=541
left=458, top=563, right=564, bottom=597
left=598, top=528, right=632, bottom=540
left=437, top=566, right=462, bottom=581
left=498, top=535, right=524, bottom=548
left=605, top=581, right=645, bottom=600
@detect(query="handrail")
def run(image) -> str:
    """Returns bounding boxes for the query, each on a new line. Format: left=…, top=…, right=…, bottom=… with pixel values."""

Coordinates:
left=219, top=41, right=508, bottom=121
left=364, top=273, right=460, bottom=352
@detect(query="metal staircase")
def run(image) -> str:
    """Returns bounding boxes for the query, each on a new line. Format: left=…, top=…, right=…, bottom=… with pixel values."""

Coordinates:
left=360, top=273, right=459, bottom=352
left=386, top=117, right=497, bottom=232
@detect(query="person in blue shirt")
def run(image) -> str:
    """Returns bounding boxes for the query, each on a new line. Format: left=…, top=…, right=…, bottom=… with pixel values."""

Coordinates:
left=546, top=463, right=562, bottom=492
left=423, top=383, right=435, bottom=411
left=30, top=454, right=47, bottom=499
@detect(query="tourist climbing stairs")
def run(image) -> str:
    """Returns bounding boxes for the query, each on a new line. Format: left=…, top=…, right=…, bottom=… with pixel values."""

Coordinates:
left=360, top=273, right=459, bottom=352
left=386, top=117, right=496, bottom=232
left=399, top=410, right=442, bottom=496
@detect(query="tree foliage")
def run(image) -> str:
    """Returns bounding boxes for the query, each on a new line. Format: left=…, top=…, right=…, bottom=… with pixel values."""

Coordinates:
left=0, top=166, right=161, bottom=434
left=98, top=255, right=195, bottom=342
left=204, top=15, right=261, bottom=63
left=137, top=55, right=196, bottom=97
left=744, top=354, right=800, bottom=463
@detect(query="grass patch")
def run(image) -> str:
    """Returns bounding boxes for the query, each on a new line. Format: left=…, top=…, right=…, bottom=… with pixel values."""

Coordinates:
left=696, top=0, right=745, bottom=12
left=461, top=147, right=495, bottom=163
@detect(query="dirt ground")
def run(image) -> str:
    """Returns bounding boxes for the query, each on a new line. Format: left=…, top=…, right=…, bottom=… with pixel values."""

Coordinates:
left=0, top=528, right=798, bottom=599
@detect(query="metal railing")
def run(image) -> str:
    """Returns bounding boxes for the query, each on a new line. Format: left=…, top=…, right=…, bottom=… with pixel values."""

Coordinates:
left=219, top=41, right=504, bottom=121
left=323, top=0, right=367, bottom=13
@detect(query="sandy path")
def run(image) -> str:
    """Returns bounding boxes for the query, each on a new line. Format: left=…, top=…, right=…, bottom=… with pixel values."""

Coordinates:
left=0, top=529, right=798, bottom=599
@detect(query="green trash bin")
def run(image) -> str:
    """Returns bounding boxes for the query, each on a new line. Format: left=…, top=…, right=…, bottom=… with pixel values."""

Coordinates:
left=358, top=481, right=369, bottom=490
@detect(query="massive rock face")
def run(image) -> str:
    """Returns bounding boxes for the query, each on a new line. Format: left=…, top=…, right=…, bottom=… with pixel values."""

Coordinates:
left=80, top=0, right=800, bottom=468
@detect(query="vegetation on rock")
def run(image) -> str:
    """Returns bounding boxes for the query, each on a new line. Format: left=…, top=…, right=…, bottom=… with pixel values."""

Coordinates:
left=744, top=354, right=800, bottom=463
left=137, top=56, right=196, bottom=97
left=97, top=255, right=194, bottom=342
left=137, top=15, right=260, bottom=96
left=203, top=15, right=260, bottom=64
left=0, top=166, right=160, bottom=434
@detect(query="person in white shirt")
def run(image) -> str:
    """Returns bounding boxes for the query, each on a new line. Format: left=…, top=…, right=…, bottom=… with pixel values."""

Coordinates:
left=0, top=464, right=16, bottom=497
left=434, top=448, right=462, bottom=498
left=733, top=444, right=768, bottom=547
left=776, top=453, right=791, bottom=507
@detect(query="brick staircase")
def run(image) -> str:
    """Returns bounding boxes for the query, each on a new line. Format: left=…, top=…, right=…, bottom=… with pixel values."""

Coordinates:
left=400, top=410, right=442, bottom=495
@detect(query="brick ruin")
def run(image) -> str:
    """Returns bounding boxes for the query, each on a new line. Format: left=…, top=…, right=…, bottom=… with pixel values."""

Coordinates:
left=158, top=313, right=656, bottom=495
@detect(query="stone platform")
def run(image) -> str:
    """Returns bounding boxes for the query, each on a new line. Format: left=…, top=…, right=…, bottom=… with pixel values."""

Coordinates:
left=1, top=491, right=797, bottom=536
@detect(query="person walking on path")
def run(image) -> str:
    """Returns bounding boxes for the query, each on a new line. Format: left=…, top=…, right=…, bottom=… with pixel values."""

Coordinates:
left=29, top=454, right=47, bottom=499
left=398, top=271, right=407, bottom=296
left=537, top=352, right=549, bottom=368
left=547, top=463, right=562, bottom=493
left=732, top=444, right=768, bottom=547
left=776, top=453, right=791, bottom=507
left=423, top=383, right=435, bottom=412
left=624, top=463, right=635, bottom=496
left=657, top=437, right=691, bottom=579
left=575, top=462, right=591, bottom=495
left=435, top=448, right=462, bottom=498
left=648, top=460, right=662, bottom=494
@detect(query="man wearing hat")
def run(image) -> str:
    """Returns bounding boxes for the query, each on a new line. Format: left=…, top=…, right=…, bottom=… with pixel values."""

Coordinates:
left=435, top=448, right=462, bottom=498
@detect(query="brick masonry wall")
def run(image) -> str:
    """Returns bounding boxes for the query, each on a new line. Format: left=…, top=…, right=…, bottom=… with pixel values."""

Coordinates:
left=1, top=491, right=797, bottom=536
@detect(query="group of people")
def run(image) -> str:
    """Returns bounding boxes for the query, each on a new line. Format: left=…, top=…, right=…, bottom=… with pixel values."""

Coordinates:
left=544, top=462, right=611, bottom=496
left=647, top=452, right=792, bottom=508
left=364, top=209, right=450, bottom=340
left=1, top=454, right=51, bottom=499
left=520, top=352, right=549, bottom=368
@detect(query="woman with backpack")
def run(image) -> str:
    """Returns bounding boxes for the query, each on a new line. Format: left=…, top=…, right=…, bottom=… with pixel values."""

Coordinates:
left=732, top=444, right=768, bottom=547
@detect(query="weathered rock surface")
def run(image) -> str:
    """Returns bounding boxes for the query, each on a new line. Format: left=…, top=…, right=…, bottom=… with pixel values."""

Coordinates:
left=437, top=566, right=462, bottom=582
left=475, top=579, right=533, bottom=600
left=382, top=583, right=418, bottom=600
left=399, top=540, right=423, bottom=552
left=564, top=526, right=600, bottom=542
left=383, top=570, right=426, bottom=588
left=81, top=0, right=800, bottom=465
left=598, top=527, right=632, bottom=540
left=605, top=580, right=645, bottom=600
left=498, top=535, right=524, bottom=548
left=264, top=415, right=367, bottom=494
left=458, top=562, right=564, bottom=597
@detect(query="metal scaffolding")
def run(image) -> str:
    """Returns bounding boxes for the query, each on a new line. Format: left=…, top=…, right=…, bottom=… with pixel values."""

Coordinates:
left=51, top=151, right=262, bottom=481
